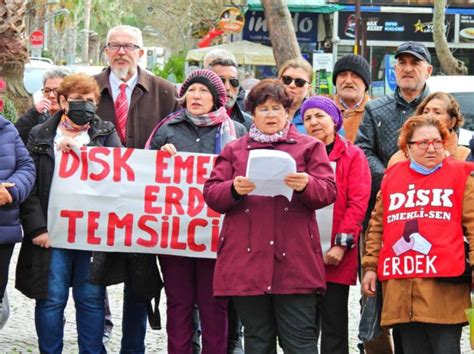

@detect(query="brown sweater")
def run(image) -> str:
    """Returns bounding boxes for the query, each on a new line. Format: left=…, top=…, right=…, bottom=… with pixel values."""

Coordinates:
left=335, top=93, right=370, bottom=143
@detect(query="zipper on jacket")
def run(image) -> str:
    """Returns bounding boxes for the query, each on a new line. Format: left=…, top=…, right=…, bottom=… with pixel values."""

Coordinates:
left=244, top=207, right=251, bottom=253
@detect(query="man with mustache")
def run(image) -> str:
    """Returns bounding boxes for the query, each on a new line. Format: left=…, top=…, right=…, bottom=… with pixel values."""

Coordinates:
left=332, top=54, right=371, bottom=143
left=207, top=55, right=252, bottom=131
left=94, top=25, right=179, bottom=353
left=355, top=42, right=432, bottom=354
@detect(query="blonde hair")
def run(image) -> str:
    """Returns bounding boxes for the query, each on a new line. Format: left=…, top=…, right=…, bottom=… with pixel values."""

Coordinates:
left=278, top=57, right=313, bottom=82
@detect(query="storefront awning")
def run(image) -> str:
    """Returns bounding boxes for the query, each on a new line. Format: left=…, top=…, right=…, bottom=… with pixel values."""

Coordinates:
left=246, top=0, right=343, bottom=14
left=185, top=40, right=276, bottom=66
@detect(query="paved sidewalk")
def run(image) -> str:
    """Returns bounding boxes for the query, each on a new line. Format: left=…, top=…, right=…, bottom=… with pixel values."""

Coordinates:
left=1, top=246, right=472, bottom=353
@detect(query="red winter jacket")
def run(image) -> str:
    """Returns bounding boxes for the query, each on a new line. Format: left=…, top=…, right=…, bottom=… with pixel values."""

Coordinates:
left=204, top=125, right=336, bottom=296
left=324, top=134, right=371, bottom=285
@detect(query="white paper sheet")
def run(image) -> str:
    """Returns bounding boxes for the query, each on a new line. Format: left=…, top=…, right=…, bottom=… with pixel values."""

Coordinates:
left=246, top=149, right=296, bottom=201
left=316, top=162, right=336, bottom=254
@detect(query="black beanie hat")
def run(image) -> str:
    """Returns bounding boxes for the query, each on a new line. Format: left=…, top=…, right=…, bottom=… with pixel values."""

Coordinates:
left=332, top=54, right=371, bottom=91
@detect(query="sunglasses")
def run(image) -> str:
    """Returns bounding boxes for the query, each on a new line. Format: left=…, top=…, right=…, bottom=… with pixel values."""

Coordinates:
left=281, top=75, right=309, bottom=88
left=220, top=77, right=240, bottom=88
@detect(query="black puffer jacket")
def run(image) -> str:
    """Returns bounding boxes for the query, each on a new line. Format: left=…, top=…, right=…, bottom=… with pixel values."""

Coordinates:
left=230, top=103, right=252, bottom=131
left=15, top=107, right=50, bottom=145
left=150, top=109, right=247, bottom=152
left=355, top=85, right=429, bottom=226
left=15, top=111, right=125, bottom=299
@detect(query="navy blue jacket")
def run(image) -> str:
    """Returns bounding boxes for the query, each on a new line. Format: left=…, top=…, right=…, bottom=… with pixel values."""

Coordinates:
left=0, top=115, right=35, bottom=244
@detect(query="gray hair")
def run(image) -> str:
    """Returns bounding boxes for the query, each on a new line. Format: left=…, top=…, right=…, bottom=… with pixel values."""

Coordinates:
left=203, top=48, right=237, bottom=68
left=42, top=66, right=70, bottom=86
left=106, top=25, right=143, bottom=48
left=208, top=58, right=237, bottom=69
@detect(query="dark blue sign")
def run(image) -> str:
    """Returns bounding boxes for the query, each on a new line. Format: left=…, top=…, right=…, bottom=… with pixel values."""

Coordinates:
left=243, top=11, right=318, bottom=44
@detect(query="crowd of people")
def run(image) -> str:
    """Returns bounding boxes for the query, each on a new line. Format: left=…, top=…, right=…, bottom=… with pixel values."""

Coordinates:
left=0, top=23, right=474, bottom=354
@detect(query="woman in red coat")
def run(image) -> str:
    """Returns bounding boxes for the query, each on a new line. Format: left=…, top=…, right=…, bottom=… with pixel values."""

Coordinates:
left=204, top=79, right=336, bottom=353
left=302, top=96, right=371, bottom=354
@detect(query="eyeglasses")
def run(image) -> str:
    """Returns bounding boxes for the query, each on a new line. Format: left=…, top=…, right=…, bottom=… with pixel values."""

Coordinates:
left=106, top=43, right=141, bottom=52
left=41, top=87, right=58, bottom=95
left=220, top=77, right=240, bottom=88
left=408, top=139, right=444, bottom=150
left=256, top=106, right=285, bottom=116
left=281, top=75, right=309, bottom=88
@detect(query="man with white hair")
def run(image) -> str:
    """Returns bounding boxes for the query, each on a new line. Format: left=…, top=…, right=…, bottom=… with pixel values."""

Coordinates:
left=95, top=24, right=178, bottom=147
left=204, top=49, right=251, bottom=131
left=94, top=25, right=179, bottom=353
left=203, top=48, right=237, bottom=69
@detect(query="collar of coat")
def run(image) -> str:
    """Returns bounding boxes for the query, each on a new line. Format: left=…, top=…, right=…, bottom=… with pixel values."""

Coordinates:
left=328, top=133, right=350, bottom=161
left=95, top=66, right=150, bottom=97
left=395, top=84, right=430, bottom=108
left=335, top=93, right=370, bottom=114
left=28, top=110, right=114, bottom=147
left=245, top=123, right=299, bottom=149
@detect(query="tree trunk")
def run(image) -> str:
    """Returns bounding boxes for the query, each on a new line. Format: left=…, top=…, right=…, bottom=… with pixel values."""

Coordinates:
left=261, top=0, right=301, bottom=70
left=433, top=0, right=467, bottom=75
left=82, top=0, right=92, bottom=64
left=0, top=0, right=31, bottom=116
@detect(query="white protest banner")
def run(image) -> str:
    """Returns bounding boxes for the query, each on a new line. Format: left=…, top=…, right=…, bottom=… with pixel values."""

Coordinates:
left=47, top=147, right=221, bottom=258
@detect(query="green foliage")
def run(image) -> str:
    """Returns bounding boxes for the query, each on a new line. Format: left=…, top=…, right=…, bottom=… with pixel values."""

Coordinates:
left=41, top=49, right=52, bottom=60
left=1, top=96, right=18, bottom=123
left=153, top=55, right=186, bottom=83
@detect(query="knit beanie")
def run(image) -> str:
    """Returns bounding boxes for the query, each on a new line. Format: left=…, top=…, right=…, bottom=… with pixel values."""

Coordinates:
left=179, top=69, right=227, bottom=109
left=332, top=54, right=370, bottom=91
left=300, top=96, right=344, bottom=132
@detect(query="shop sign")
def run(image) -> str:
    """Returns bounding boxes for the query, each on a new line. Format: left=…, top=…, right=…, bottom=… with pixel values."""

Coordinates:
left=384, top=54, right=396, bottom=95
left=459, top=15, right=474, bottom=42
left=338, top=12, right=455, bottom=42
left=327, top=0, right=474, bottom=8
left=217, top=7, right=245, bottom=34
left=243, top=10, right=318, bottom=43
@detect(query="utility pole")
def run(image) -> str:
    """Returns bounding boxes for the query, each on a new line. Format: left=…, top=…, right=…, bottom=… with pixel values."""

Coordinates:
left=354, top=0, right=361, bottom=55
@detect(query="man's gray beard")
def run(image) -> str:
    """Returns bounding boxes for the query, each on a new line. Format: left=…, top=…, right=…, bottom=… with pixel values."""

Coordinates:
left=112, top=66, right=135, bottom=80
left=225, top=95, right=237, bottom=109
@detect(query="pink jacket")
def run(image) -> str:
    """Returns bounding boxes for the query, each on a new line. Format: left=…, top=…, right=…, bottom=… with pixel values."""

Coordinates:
left=324, top=134, right=371, bottom=285
left=204, top=125, right=336, bottom=296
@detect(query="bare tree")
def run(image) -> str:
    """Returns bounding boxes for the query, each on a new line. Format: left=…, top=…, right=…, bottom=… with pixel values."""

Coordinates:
left=433, top=0, right=467, bottom=75
left=0, top=0, right=30, bottom=115
left=261, top=0, right=301, bottom=69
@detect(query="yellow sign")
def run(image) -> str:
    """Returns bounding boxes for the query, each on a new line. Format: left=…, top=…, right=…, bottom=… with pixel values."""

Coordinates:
left=217, top=7, right=245, bottom=34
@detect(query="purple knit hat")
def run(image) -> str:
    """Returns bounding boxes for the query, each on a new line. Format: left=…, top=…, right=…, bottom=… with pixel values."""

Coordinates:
left=179, top=69, right=227, bottom=109
left=300, top=96, right=344, bottom=132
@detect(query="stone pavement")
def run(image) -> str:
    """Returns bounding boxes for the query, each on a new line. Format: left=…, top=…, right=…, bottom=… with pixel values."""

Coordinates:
left=1, top=246, right=473, bottom=353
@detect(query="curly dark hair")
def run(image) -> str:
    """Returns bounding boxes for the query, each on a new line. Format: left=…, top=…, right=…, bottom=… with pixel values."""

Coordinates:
left=245, top=79, right=293, bottom=114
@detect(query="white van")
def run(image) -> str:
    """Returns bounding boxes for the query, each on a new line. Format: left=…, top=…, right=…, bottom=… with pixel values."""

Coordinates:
left=426, top=76, right=474, bottom=146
